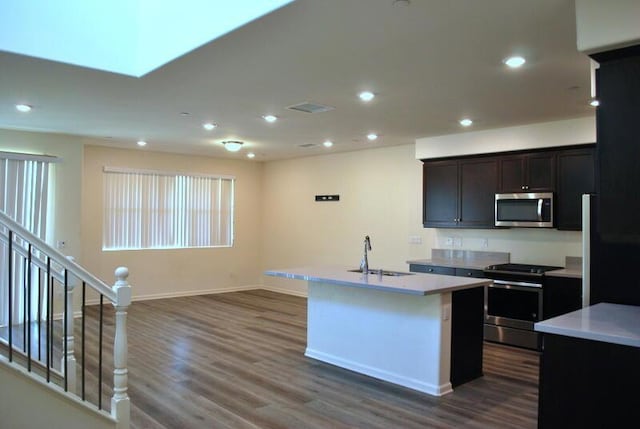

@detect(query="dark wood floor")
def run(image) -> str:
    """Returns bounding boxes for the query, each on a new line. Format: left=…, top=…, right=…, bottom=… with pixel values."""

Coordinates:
left=119, top=290, right=539, bottom=429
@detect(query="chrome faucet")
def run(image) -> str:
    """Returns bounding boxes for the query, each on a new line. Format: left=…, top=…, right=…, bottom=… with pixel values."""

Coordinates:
left=360, top=235, right=372, bottom=274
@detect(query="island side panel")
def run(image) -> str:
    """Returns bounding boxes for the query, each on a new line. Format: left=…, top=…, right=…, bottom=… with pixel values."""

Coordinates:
left=305, top=280, right=453, bottom=396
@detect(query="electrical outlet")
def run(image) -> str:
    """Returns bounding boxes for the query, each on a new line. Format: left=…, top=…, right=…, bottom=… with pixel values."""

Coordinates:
left=442, top=303, right=451, bottom=321
left=453, top=237, right=463, bottom=247
left=445, top=237, right=453, bottom=246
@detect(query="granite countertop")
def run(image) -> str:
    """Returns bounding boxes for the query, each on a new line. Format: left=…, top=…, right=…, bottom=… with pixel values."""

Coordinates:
left=406, top=258, right=495, bottom=270
left=265, top=266, right=491, bottom=296
left=407, top=249, right=510, bottom=271
left=546, top=256, right=583, bottom=279
left=545, top=267, right=581, bottom=278
left=534, top=302, right=640, bottom=348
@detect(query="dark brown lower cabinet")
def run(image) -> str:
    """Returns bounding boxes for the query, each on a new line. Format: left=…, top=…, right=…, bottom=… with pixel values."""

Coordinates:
left=538, top=334, right=640, bottom=428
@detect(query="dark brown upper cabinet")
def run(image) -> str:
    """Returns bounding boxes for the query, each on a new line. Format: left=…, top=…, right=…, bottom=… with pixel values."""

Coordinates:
left=498, top=152, right=556, bottom=193
left=556, top=147, right=596, bottom=231
left=423, top=157, right=498, bottom=228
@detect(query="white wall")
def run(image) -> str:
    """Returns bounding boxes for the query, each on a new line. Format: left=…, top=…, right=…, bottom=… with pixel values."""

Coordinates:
left=575, top=0, right=640, bottom=54
left=82, top=145, right=264, bottom=300
left=415, top=117, right=595, bottom=160
left=0, top=360, right=116, bottom=429
left=261, top=144, right=429, bottom=295
left=0, top=129, right=83, bottom=260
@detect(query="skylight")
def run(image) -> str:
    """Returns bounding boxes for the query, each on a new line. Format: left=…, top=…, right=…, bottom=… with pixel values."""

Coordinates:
left=0, top=0, right=294, bottom=77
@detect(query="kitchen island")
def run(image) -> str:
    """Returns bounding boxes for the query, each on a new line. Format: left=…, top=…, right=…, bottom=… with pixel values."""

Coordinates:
left=265, top=266, right=491, bottom=396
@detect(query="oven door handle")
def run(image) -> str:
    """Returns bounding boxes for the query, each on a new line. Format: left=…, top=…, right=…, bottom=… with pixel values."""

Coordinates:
left=490, top=279, right=542, bottom=289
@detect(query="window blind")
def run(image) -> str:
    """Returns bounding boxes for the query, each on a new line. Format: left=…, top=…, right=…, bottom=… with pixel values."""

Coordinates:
left=103, top=168, right=234, bottom=250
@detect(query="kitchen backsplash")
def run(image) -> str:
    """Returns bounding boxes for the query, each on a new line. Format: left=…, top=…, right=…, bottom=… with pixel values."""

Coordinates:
left=431, top=228, right=581, bottom=267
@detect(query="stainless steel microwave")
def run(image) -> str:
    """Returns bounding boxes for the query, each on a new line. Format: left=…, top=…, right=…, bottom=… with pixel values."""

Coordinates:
left=495, top=192, right=554, bottom=228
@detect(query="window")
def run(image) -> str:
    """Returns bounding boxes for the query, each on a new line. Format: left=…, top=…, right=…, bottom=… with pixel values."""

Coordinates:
left=103, top=168, right=234, bottom=250
left=0, top=152, right=53, bottom=326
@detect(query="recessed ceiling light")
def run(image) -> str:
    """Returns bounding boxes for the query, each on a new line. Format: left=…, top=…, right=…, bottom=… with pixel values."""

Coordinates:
left=247, top=152, right=256, bottom=159
left=15, top=104, right=32, bottom=113
left=367, top=133, right=378, bottom=141
left=203, top=122, right=217, bottom=131
left=459, top=118, right=473, bottom=127
left=323, top=140, right=334, bottom=148
left=358, top=91, right=375, bottom=102
left=589, top=99, right=600, bottom=107
left=262, top=115, right=278, bottom=123
left=504, top=56, right=526, bottom=68
left=222, top=140, right=243, bottom=152
left=137, top=140, right=147, bottom=147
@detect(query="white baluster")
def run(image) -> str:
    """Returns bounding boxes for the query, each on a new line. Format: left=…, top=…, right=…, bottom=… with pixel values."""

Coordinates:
left=62, top=257, right=77, bottom=393
left=111, top=266, right=131, bottom=429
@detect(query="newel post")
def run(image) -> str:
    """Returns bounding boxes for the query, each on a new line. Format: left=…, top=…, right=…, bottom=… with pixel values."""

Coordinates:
left=112, top=267, right=132, bottom=429
left=63, top=256, right=77, bottom=393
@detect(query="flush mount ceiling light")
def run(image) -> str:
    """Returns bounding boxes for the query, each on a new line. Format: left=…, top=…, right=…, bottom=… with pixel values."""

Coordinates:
left=203, top=122, right=217, bottom=131
left=367, top=133, right=378, bottom=141
left=504, top=56, right=526, bottom=68
left=262, top=115, right=278, bottom=123
left=589, top=99, right=600, bottom=107
left=222, top=140, right=243, bottom=152
left=137, top=140, right=147, bottom=147
left=15, top=104, right=32, bottom=112
left=459, top=118, right=473, bottom=127
left=358, top=91, right=375, bottom=102
left=247, top=152, right=256, bottom=159
left=323, top=140, right=334, bottom=148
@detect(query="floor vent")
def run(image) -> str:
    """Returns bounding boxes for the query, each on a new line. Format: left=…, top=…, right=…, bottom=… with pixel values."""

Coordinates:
left=287, top=102, right=335, bottom=114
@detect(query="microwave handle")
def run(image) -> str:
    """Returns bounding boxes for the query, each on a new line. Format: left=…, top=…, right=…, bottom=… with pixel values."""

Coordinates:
left=537, top=198, right=543, bottom=221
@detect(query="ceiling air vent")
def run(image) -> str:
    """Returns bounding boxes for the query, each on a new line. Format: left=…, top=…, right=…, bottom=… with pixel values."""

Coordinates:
left=298, top=143, right=317, bottom=148
left=287, top=102, right=335, bottom=114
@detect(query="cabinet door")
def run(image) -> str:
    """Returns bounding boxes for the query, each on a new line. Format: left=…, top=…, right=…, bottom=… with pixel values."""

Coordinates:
left=498, top=153, right=555, bottom=192
left=527, top=152, right=556, bottom=192
left=498, top=156, right=525, bottom=192
left=423, top=161, right=458, bottom=227
left=596, top=54, right=640, bottom=243
left=556, top=148, right=595, bottom=230
left=459, top=158, right=497, bottom=228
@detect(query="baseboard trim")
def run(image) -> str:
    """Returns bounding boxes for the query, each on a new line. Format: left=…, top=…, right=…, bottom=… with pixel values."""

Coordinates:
left=82, top=284, right=308, bottom=305
left=260, top=285, right=308, bottom=298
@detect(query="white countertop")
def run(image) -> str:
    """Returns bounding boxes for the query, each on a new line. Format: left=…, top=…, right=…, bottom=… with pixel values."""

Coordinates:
left=545, top=267, right=582, bottom=279
left=265, top=266, right=491, bottom=296
left=406, top=258, right=492, bottom=270
left=534, top=303, right=640, bottom=348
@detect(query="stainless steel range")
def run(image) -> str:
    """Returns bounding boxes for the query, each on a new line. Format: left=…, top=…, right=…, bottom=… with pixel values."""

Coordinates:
left=483, top=263, right=562, bottom=350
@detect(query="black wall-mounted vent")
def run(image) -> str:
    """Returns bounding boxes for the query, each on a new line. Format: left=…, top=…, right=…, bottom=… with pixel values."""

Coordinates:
left=315, top=195, right=340, bottom=202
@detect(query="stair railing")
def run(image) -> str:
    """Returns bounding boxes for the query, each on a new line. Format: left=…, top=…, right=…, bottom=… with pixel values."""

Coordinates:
left=0, top=210, right=131, bottom=428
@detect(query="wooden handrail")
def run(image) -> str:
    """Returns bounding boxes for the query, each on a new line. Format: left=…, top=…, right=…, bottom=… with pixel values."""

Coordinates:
left=0, top=210, right=115, bottom=302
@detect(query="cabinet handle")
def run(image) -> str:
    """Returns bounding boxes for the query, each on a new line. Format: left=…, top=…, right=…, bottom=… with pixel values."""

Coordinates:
left=428, top=268, right=434, bottom=272
left=467, top=272, right=472, bottom=276
left=521, top=185, right=526, bottom=190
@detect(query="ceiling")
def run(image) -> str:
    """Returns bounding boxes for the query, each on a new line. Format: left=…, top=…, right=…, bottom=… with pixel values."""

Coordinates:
left=0, top=0, right=594, bottom=161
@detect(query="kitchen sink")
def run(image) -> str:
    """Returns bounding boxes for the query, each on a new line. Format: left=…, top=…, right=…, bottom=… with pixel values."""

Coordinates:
left=348, top=268, right=414, bottom=277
